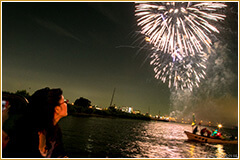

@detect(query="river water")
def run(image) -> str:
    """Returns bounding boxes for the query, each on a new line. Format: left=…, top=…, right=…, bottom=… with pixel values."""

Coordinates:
left=59, top=116, right=238, bottom=158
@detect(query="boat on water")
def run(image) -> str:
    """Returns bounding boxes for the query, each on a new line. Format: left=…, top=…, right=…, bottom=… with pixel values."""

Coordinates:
left=184, top=131, right=238, bottom=144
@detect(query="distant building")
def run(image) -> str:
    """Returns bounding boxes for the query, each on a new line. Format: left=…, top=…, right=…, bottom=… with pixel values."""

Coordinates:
left=128, top=107, right=133, bottom=113
left=121, top=106, right=133, bottom=113
left=134, top=110, right=141, bottom=114
left=121, top=106, right=127, bottom=112
left=95, top=106, right=102, bottom=110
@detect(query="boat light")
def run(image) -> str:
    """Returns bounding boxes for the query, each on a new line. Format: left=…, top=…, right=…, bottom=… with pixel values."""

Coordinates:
left=218, top=124, right=222, bottom=129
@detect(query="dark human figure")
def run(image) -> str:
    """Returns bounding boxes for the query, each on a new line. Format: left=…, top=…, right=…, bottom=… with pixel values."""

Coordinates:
left=206, top=130, right=211, bottom=137
left=200, top=128, right=212, bottom=137
left=3, top=87, right=68, bottom=158
left=193, top=125, right=198, bottom=134
left=200, top=128, right=207, bottom=136
left=2, top=93, right=29, bottom=151
left=2, top=99, right=10, bottom=150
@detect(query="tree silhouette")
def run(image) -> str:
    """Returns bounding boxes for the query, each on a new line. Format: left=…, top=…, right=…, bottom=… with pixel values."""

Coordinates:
left=74, top=97, right=91, bottom=108
left=15, top=90, right=30, bottom=99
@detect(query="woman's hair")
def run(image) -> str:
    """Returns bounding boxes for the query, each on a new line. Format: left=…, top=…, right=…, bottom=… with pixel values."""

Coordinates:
left=28, top=87, right=63, bottom=132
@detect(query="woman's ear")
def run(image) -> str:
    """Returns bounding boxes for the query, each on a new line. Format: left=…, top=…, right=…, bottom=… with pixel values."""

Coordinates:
left=55, top=106, right=61, bottom=114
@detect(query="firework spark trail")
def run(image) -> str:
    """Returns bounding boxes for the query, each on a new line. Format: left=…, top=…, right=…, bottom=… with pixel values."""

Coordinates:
left=135, top=2, right=226, bottom=90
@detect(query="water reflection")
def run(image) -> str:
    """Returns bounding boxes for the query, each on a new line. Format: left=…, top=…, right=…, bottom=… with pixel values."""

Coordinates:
left=60, top=116, right=237, bottom=158
left=124, top=122, right=191, bottom=158
left=189, top=144, right=195, bottom=157
left=124, top=121, right=230, bottom=158
left=215, top=144, right=226, bottom=158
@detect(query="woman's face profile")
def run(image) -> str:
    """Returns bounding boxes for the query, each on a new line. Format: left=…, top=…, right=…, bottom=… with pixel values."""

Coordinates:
left=57, top=95, right=68, bottom=118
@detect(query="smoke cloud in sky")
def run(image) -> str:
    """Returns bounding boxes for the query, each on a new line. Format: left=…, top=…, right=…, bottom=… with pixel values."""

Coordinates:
left=169, top=41, right=238, bottom=127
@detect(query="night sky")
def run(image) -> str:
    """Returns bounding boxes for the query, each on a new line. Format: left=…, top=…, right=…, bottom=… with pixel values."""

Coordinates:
left=2, top=2, right=238, bottom=126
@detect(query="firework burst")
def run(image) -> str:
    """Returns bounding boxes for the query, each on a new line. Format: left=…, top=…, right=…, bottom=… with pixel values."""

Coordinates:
left=150, top=46, right=208, bottom=91
left=135, top=2, right=226, bottom=90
